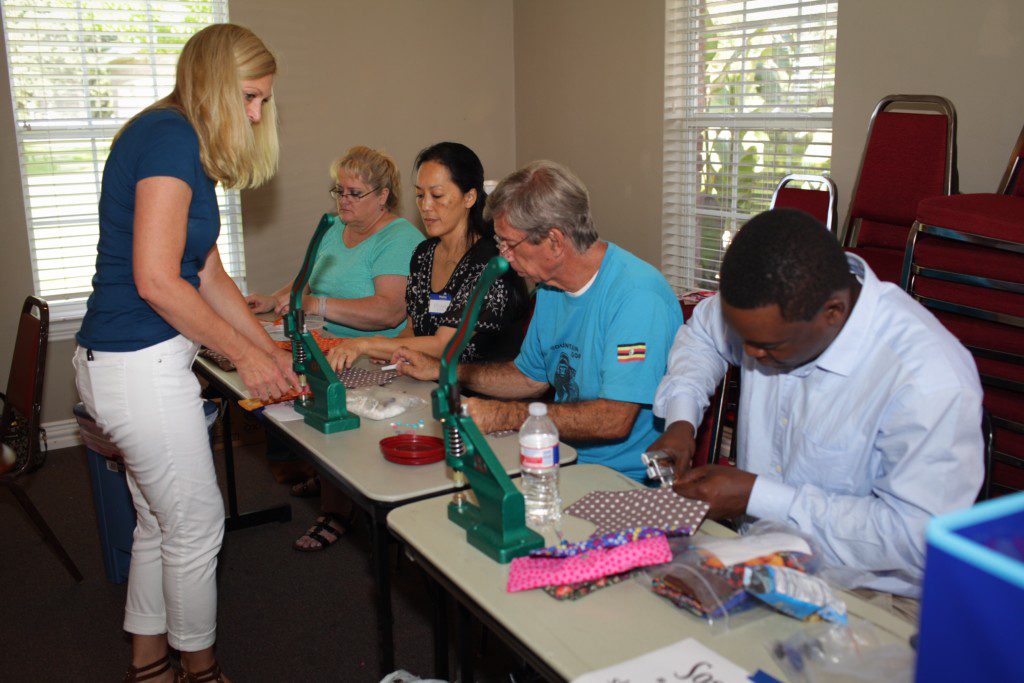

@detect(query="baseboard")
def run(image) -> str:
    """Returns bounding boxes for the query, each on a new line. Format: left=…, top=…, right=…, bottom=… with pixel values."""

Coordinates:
left=42, top=418, right=82, bottom=451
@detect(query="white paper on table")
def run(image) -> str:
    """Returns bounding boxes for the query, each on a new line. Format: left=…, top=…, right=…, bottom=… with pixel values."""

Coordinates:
left=262, top=401, right=304, bottom=421
left=571, top=637, right=750, bottom=683
left=261, top=320, right=288, bottom=342
left=695, top=532, right=812, bottom=567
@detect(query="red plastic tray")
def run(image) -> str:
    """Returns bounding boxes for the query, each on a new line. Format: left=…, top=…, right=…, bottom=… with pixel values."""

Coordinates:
left=379, top=434, right=445, bottom=466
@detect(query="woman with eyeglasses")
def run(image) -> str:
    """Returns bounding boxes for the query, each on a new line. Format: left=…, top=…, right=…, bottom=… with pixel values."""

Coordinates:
left=292, top=142, right=527, bottom=552
left=74, top=24, right=292, bottom=682
left=245, top=146, right=422, bottom=340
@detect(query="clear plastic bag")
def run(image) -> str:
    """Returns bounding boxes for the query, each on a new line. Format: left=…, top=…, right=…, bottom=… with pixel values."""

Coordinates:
left=638, top=520, right=834, bottom=632
left=637, top=533, right=767, bottom=633
left=767, top=618, right=914, bottom=683
left=345, top=387, right=424, bottom=420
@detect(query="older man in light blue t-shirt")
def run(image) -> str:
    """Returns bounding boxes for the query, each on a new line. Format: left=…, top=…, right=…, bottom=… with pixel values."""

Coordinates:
left=392, top=161, right=681, bottom=481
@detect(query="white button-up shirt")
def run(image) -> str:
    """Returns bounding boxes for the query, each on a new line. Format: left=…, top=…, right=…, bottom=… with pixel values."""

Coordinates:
left=653, top=255, right=984, bottom=597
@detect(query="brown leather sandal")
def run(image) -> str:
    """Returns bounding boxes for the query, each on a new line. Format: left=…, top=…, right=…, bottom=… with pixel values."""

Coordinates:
left=292, top=513, right=346, bottom=552
left=176, top=662, right=225, bottom=682
left=123, top=654, right=171, bottom=682
left=289, top=475, right=321, bottom=498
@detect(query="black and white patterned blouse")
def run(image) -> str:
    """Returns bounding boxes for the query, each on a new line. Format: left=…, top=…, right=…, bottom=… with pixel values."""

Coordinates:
left=406, top=237, right=528, bottom=363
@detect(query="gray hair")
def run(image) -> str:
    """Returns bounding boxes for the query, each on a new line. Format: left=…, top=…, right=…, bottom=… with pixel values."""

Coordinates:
left=483, top=160, right=598, bottom=253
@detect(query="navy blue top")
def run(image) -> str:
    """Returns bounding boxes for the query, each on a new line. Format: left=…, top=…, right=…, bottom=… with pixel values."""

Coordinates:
left=77, top=108, right=220, bottom=351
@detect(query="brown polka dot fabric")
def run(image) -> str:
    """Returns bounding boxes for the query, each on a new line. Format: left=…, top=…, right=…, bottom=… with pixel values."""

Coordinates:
left=564, top=488, right=710, bottom=536
left=336, top=367, right=398, bottom=388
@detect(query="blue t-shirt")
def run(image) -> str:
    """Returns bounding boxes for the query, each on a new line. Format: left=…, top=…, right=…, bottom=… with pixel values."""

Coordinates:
left=307, top=215, right=424, bottom=338
left=514, top=243, right=683, bottom=481
left=77, top=108, right=219, bottom=351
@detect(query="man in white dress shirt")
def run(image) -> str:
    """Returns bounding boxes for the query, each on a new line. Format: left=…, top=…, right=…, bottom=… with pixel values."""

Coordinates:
left=651, top=209, right=984, bottom=604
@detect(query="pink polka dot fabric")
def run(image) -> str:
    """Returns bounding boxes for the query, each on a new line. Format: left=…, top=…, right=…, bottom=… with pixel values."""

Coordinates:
left=507, top=535, right=672, bottom=593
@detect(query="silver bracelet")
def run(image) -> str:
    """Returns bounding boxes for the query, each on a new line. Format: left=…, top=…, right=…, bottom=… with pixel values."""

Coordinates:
left=318, top=295, right=327, bottom=319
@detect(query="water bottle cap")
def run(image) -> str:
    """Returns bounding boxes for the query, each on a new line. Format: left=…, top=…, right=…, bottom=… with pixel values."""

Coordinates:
left=528, top=402, right=547, bottom=416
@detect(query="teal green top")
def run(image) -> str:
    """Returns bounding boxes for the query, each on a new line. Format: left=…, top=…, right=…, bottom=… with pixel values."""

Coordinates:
left=307, top=215, right=424, bottom=338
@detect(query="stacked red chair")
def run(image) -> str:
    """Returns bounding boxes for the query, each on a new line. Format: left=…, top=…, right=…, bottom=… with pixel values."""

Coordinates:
left=686, top=174, right=841, bottom=468
left=901, top=124, right=1024, bottom=497
left=844, top=95, right=958, bottom=283
left=770, top=173, right=839, bottom=234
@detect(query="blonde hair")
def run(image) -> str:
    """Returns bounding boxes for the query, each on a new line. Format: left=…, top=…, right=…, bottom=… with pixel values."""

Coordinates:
left=115, top=24, right=279, bottom=189
left=330, top=146, right=401, bottom=212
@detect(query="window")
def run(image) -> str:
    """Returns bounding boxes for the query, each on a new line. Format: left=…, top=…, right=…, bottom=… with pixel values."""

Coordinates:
left=662, top=0, right=837, bottom=292
left=1, top=0, right=245, bottom=340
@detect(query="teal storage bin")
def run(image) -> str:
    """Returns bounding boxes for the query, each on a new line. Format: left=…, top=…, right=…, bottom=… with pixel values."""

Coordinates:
left=916, top=492, right=1024, bottom=682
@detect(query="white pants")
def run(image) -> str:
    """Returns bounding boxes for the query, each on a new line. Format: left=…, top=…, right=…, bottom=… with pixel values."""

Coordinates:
left=74, top=335, right=224, bottom=651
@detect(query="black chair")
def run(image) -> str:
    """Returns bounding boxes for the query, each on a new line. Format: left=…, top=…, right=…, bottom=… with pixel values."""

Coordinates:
left=1, top=296, right=83, bottom=581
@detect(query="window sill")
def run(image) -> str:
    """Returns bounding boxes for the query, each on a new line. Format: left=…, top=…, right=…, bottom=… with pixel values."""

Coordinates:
left=47, top=300, right=86, bottom=343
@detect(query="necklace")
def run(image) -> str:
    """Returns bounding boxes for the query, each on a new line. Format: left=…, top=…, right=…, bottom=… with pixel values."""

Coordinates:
left=435, top=234, right=476, bottom=268
left=435, top=244, right=462, bottom=268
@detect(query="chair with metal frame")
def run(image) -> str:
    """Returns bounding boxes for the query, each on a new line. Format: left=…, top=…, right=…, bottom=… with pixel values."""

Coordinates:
left=770, top=173, right=839, bottom=234
left=1, top=295, right=83, bottom=580
left=693, top=176, right=841, bottom=469
left=677, top=294, right=737, bottom=469
left=844, top=94, right=958, bottom=283
left=901, top=124, right=1024, bottom=496
left=980, top=409, right=995, bottom=502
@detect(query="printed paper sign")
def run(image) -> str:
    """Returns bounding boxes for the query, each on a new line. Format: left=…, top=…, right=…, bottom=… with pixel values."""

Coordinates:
left=572, top=638, right=750, bottom=683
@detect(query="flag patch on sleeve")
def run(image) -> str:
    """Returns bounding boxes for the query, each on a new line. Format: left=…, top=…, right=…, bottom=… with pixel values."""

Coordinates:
left=617, top=342, right=647, bottom=362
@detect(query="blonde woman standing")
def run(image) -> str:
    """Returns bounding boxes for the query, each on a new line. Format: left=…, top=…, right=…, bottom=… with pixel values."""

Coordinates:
left=74, top=24, right=293, bottom=683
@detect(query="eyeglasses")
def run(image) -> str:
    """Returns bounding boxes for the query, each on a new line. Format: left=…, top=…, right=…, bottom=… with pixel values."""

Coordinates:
left=494, top=233, right=529, bottom=256
left=330, top=186, right=379, bottom=201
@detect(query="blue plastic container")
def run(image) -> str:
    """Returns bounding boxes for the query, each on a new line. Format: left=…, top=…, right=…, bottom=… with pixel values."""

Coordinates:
left=76, top=401, right=219, bottom=584
left=84, top=444, right=135, bottom=583
left=76, top=402, right=135, bottom=583
left=916, top=492, right=1024, bottom=682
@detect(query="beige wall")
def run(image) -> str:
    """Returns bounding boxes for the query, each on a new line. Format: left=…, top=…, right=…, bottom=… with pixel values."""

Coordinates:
left=513, top=0, right=665, bottom=267
left=0, top=0, right=515, bottom=424
left=233, top=0, right=517, bottom=294
left=832, top=0, right=1024, bottom=219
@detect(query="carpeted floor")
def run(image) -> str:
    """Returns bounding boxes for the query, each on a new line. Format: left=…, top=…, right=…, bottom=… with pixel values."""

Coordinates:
left=0, top=438, right=523, bottom=682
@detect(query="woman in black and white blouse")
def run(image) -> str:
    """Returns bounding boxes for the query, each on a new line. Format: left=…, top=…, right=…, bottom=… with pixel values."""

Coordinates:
left=326, top=141, right=527, bottom=369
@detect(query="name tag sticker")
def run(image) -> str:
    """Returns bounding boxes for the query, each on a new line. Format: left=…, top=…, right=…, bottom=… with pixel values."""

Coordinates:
left=429, top=293, right=452, bottom=315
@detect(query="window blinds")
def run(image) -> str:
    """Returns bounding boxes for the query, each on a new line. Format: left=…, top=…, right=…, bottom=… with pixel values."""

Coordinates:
left=0, top=0, right=245, bottom=331
left=662, top=0, right=837, bottom=292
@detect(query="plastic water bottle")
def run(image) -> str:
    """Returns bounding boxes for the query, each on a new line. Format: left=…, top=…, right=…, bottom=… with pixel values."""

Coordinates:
left=520, top=402, right=561, bottom=527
